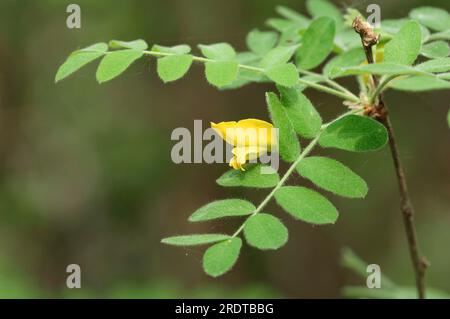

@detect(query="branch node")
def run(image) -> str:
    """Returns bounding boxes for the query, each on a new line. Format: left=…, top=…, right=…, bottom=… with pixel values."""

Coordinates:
left=363, top=103, right=388, bottom=120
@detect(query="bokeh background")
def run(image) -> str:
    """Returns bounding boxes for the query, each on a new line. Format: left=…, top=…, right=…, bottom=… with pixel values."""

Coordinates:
left=0, top=0, right=448, bottom=298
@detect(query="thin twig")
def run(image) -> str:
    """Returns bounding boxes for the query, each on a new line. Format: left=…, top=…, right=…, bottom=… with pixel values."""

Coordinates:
left=353, top=17, right=428, bottom=299
left=378, top=115, right=429, bottom=299
left=369, top=75, right=399, bottom=104
left=298, top=68, right=358, bottom=98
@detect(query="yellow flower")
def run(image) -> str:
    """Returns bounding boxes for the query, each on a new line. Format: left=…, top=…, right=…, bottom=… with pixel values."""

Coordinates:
left=211, top=119, right=277, bottom=171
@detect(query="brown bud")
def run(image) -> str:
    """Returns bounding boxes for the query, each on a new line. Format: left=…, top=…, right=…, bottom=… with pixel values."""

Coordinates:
left=352, top=17, right=380, bottom=47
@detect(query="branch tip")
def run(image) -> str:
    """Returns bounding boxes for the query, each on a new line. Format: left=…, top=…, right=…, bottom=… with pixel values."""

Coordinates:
left=352, top=17, right=380, bottom=47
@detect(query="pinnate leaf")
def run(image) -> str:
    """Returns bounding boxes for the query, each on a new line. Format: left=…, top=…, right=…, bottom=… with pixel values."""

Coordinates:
left=384, top=20, right=422, bottom=65
left=55, top=43, right=108, bottom=82
left=266, top=92, right=301, bottom=162
left=447, top=109, right=450, bottom=128
left=275, top=186, right=338, bottom=225
left=409, top=6, right=450, bottom=32
left=265, top=63, right=299, bottom=87
left=415, top=58, right=450, bottom=73
left=297, top=156, right=368, bottom=198
left=203, top=238, right=242, bottom=277
left=276, top=6, right=310, bottom=26
left=161, top=234, right=231, bottom=246
left=109, top=39, right=148, bottom=50
left=189, top=199, right=255, bottom=222
left=306, top=0, right=343, bottom=30
left=216, top=164, right=280, bottom=188
left=278, top=85, right=322, bottom=139
left=323, top=48, right=366, bottom=78
left=331, top=63, right=428, bottom=78
left=246, top=29, right=279, bottom=56
left=199, top=43, right=236, bottom=60
left=157, top=54, right=193, bottom=83
left=381, top=18, right=430, bottom=43
left=152, top=44, right=191, bottom=55
left=96, top=49, right=144, bottom=83
left=319, top=115, right=388, bottom=152
left=421, top=41, right=450, bottom=59
left=205, top=61, right=239, bottom=88
left=390, top=75, right=450, bottom=91
left=244, top=214, right=288, bottom=250
left=260, top=46, right=298, bottom=68
left=296, top=17, right=336, bottom=70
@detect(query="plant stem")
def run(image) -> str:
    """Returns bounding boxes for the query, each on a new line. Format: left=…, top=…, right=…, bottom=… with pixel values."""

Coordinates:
left=232, top=136, right=320, bottom=238
left=143, top=51, right=360, bottom=103
left=298, top=78, right=359, bottom=102
left=231, top=109, right=360, bottom=238
left=369, top=75, right=398, bottom=104
left=353, top=17, right=428, bottom=299
left=298, top=69, right=359, bottom=99
left=378, top=114, right=429, bottom=299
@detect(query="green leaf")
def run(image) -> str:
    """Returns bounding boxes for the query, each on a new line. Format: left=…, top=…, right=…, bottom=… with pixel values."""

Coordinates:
left=203, top=238, right=242, bottom=277
left=109, top=39, right=148, bottom=51
left=306, top=0, right=343, bottom=30
left=429, top=30, right=450, bottom=41
left=421, top=41, right=450, bottom=59
left=216, top=164, right=280, bottom=188
left=78, top=43, right=108, bottom=53
left=334, top=29, right=362, bottom=52
left=276, top=6, right=310, bottom=26
left=331, top=63, right=429, bottom=78
left=319, top=115, right=388, bottom=152
left=157, top=54, right=193, bottom=83
left=199, top=43, right=236, bottom=60
left=277, top=85, right=322, bottom=138
left=447, top=109, right=450, bottom=128
left=390, top=76, right=450, bottom=92
left=265, top=63, right=299, bottom=87
left=243, top=214, right=288, bottom=250
left=151, top=44, right=192, bottom=55
left=438, top=73, right=450, bottom=80
left=266, top=18, right=294, bottom=32
left=415, top=57, right=450, bottom=73
left=96, top=50, right=144, bottom=83
left=381, top=18, right=430, bottom=43
left=246, top=29, right=278, bottom=56
left=220, top=52, right=264, bottom=89
left=188, top=199, right=255, bottom=222
left=55, top=43, right=108, bottom=82
left=259, top=46, right=298, bottom=68
left=297, top=157, right=368, bottom=198
left=205, top=61, right=239, bottom=88
left=384, top=20, right=422, bottom=65
left=266, top=92, right=301, bottom=162
left=296, top=75, right=324, bottom=92
left=323, top=48, right=366, bottom=78
left=161, top=234, right=231, bottom=246
left=410, top=7, right=450, bottom=32
left=279, top=23, right=305, bottom=46
left=275, top=186, right=338, bottom=225
left=296, top=17, right=336, bottom=70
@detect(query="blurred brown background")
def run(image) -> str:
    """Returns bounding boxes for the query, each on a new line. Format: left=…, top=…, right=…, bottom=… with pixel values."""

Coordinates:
left=0, top=0, right=448, bottom=298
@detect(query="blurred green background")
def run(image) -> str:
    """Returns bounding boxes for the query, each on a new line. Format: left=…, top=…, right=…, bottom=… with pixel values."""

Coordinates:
left=0, top=0, right=449, bottom=298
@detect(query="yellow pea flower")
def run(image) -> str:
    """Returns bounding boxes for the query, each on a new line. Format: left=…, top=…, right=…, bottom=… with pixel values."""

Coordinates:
left=211, top=119, right=277, bottom=171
